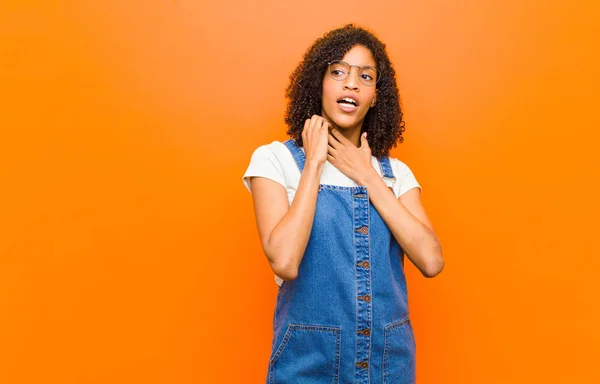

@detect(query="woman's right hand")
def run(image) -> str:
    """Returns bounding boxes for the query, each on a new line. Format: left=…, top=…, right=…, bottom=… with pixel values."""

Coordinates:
left=302, top=115, right=330, bottom=165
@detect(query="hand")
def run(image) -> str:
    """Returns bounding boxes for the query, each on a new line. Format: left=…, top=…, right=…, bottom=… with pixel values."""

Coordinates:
left=302, top=115, right=330, bottom=165
left=327, top=129, right=376, bottom=185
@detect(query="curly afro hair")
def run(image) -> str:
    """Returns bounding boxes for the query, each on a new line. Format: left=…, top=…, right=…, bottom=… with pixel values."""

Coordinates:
left=284, top=24, right=406, bottom=159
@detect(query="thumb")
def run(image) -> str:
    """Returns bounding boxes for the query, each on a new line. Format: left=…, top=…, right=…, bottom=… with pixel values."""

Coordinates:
left=360, top=132, right=370, bottom=149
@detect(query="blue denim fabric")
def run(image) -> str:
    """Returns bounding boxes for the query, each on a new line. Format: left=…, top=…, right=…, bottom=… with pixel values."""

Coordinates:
left=267, top=139, right=416, bottom=384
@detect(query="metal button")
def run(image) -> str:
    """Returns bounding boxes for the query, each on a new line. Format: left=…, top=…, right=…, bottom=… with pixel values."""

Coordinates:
left=355, top=226, right=368, bottom=235
left=356, top=361, right=369, bottom=369
left=354, top=193, right=366, bottom=198
left=361, top=260, right=370, bottom=268
left=363, top=294, right=371, bottom=302
left=357, top=328, right=371, bottom=336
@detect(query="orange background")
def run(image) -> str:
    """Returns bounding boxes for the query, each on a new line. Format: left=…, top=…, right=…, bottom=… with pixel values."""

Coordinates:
left=1, top=1, right=599, bottom=383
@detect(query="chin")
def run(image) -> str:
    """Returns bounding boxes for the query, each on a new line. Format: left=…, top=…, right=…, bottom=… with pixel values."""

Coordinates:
left=323, top=106, right=367, bottom=129
left=331, top=115, right=364, bottom=130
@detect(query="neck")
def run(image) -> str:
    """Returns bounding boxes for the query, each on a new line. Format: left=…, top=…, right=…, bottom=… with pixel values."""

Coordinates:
left=331, top=122, right=363, bottom=147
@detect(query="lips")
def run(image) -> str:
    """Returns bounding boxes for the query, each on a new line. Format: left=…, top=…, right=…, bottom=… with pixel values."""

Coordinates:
left=336, top=95, right=359, bottom=113
left=337, top=102, right=358, bottom=113
left=337, top=96, right=359, bottom=107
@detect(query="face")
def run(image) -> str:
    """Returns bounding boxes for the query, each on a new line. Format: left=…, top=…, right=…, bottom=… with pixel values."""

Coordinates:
left=321, top=44, right=378, bottom=131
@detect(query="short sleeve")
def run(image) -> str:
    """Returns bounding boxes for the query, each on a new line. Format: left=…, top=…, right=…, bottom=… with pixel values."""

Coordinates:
left=242, top=145, right=286, bottom=193
left=391, top=159, right=422, bottom=197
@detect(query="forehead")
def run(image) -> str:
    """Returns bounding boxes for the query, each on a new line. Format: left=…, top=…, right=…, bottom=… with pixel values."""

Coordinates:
left=340, top=44, right=376, bottom=67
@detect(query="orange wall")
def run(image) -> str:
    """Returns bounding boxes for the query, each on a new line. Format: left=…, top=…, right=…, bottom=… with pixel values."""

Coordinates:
left=1, top=1, right=599, bottom=383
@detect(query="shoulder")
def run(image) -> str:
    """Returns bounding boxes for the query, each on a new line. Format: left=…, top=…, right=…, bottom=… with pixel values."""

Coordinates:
left=387, top=156, right=422, bottom=196
left=247, top=140, right=294, bottom=163
left=388, top=157, right=412, bottom=175
left=256, top=141, right=298, bottom=172
left=265, top=140, right=294, bottom=157
left=251, top=140, right=292, bottom=155
left=243, top=140, right=299, bottom=191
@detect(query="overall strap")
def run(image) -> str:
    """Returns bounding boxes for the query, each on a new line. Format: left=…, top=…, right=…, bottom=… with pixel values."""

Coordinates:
left=285, top=138, right=396, bottom=181
left=283, top=139, right=306, bottom=172
left=378, top=156, right=396, bottom=180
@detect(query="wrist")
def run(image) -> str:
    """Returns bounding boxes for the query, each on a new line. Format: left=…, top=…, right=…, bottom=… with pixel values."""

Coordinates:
left=305, top=158, right=325, bottom=173
left=358, top=167, right=380, bottom=186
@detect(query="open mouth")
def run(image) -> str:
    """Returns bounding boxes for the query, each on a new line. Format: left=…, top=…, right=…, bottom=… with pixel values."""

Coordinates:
left=337, top=97, right=358, bottom=107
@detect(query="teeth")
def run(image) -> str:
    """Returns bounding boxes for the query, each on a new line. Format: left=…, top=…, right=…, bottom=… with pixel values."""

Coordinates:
left=340, top=97, right=357, bottom=106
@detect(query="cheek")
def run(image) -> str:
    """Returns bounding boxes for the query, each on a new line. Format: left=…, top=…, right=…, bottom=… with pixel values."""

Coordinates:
left=363, top=89, right=376, bottom=105
left=321, top=79, right=337, bottom=103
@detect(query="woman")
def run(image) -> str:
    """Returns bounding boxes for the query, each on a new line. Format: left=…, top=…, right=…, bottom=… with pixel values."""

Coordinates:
left=242, top=24, right=444, bottom=384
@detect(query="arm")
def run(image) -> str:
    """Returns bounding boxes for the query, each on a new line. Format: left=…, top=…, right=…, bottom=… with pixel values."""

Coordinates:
left=360, top=172, right=444, bottom=278
left=249, top=159, right=323, bottom=281
left=326, top=129, right=444, bottom=278
left=249, top=115, right=330, bottom=281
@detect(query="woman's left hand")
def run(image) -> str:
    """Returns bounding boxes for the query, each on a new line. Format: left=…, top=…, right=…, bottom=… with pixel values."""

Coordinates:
left=327, top=129, right=376, bottom=185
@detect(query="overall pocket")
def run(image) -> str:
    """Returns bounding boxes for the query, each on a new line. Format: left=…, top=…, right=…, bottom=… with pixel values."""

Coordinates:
left=382, top=317, right=416, bottom=384
left=268, top=324, right=341, bottom=384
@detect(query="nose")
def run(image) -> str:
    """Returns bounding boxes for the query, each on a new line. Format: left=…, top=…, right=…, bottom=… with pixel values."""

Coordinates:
left=343, top=67, right=360, bottom=91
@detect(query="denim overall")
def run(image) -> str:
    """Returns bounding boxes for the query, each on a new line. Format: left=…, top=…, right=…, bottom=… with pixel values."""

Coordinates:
left=266, top=139, right=416, bottom=384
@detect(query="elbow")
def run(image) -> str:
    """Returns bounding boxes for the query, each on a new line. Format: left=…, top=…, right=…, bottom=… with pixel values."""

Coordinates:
left=265, top=248, right=299, bottom=281
left=271, top=262, right=299, bottom=281
left=422, top=244, right=445, bottom=278
left=423, top=258, right=444, bottom=278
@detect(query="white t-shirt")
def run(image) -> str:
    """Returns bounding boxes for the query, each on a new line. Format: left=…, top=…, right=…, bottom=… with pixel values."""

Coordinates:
left=242, top=140, right=422, bottom=286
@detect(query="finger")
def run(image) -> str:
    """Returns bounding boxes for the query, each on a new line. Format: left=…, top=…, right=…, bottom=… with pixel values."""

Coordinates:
left=328, top=131, right=342, bottom=149
left=310, top=118, right=320, bottom=148
left=302, top=119, right=310, bottom=146
left=317, top=117, right=328, bottom=132
left=302, top=119, right=310, bottom=137
left=305, top=118, right=312, bottom=136
left=309, top=115, right=322, bottom=141
left=310, top=114, right=320, bottom=129
left=317, top=120, right=329, bottom=143
left=327, top=154, right=336, bottom=164
left=303, top=119, right=310, bottom=132
left=319, top=118, right=329, bottom=132
left=360, top=132, right=370, bottom=149
left=329, top=128, right=349, bottom=144
left=321, top=121, right=332, bottom=139
left=327, top=143, right=337, bottom=158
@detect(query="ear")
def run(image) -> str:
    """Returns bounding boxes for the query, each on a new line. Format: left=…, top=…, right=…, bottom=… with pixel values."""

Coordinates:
left=370, top=91, right=377, bottom=107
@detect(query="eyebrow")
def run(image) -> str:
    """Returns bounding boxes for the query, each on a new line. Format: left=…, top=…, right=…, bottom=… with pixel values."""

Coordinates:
left=338, top=60, right=376, bottom=67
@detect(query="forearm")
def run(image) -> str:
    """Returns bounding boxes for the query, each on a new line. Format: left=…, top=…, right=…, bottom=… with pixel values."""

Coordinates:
left=360, top=170, right=443, bottom=277
left=265, top=160, right=323, bottom=280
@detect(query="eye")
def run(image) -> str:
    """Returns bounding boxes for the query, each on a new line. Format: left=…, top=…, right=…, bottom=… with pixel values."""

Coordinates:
left=360, top=67, right=378, bottom=84
left=329, top=61, right=350, bottom=78
left=331, top=69, right=346, bottom=77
